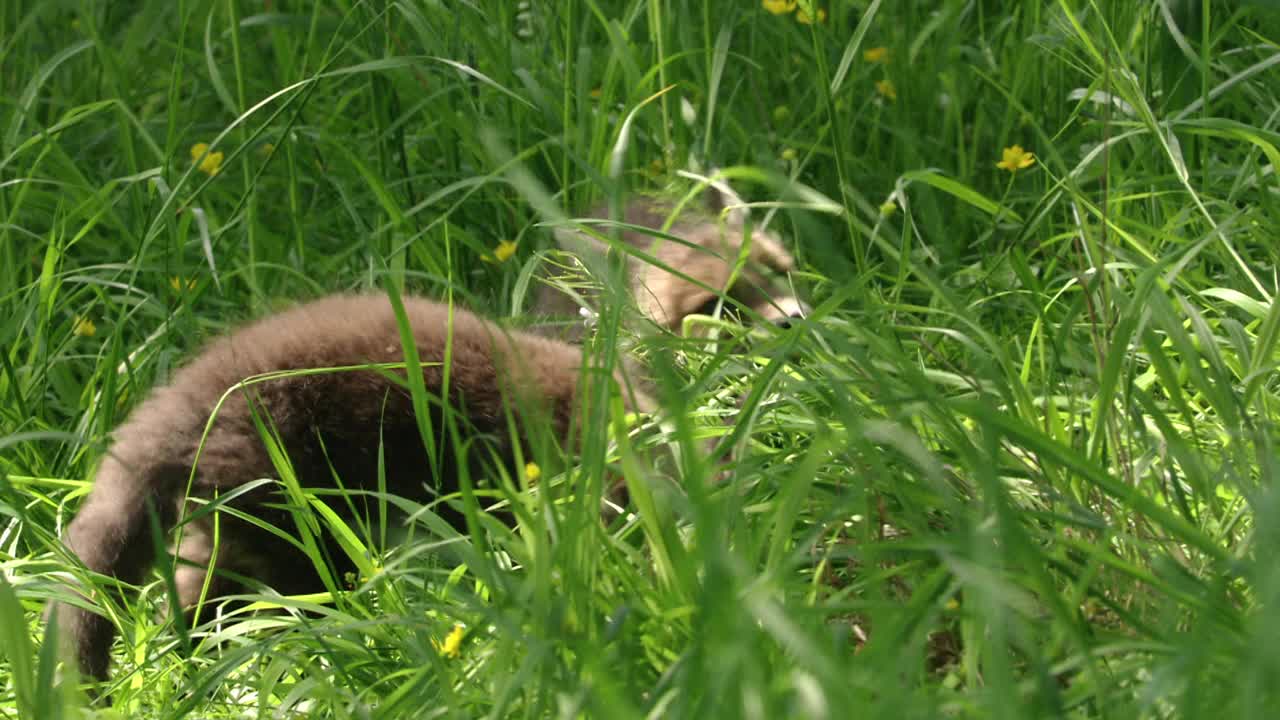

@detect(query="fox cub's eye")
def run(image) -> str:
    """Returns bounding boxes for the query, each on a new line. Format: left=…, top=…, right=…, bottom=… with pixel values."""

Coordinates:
left=694, top=296, right=741, bottom=321
left=694, top=296, right=723, bottom=317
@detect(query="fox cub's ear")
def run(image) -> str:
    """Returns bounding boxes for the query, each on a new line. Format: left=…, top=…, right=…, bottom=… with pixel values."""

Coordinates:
left=702, top=172, right=749, bottom=227
left=553, top=224, right=607, bottom=255
left=552, top=221, right=616, bottom=281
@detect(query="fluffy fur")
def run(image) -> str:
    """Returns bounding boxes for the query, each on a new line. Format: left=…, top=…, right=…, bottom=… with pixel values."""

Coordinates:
left=52, top=294, right=646, bottom=681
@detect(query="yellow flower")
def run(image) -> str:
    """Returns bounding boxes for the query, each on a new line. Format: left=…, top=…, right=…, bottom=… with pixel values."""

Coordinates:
left=73, top=316, right=96, bottom=337
left=879, top=200, right=897, bottom=217
left=762, top=0, right=797, bottom=14
left=433, top=623, right=465, bottom=659
left=169, top=276, right=197, bottom=292
left=996, top=145, right=1036, bottom=172
left=493, top=239, right=518, bottom=263
left=863, top=47, right=889, bottom=63
left=190, top=142, right=223, bottom=176
left=875, top=79, right=897, bottom=101
left=525, top=462, right=542, bottom=482
left=796, top=6, right=826, bottom=24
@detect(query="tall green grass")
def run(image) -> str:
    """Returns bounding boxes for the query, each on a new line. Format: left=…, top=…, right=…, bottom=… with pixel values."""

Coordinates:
left=3, top=0, right=1280, bottom=717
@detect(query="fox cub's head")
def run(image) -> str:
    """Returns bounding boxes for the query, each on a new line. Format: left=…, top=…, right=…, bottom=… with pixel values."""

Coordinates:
left=532, top=189, right=807, bottom=341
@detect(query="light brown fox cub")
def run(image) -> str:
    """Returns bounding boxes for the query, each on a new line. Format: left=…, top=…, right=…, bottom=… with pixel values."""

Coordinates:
left=531, top=197, right=807, bottom=341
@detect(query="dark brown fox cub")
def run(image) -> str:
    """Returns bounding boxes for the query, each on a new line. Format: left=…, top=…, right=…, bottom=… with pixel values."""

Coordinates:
left=51, top=294, right=647, bottom=682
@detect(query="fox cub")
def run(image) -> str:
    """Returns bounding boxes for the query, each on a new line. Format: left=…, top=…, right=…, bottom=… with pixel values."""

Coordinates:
left=50, top=193, right=805, bottom=683
left=531, top=196, right=806, bottom=341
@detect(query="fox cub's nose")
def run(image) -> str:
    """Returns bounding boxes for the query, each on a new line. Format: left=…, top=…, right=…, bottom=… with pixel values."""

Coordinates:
left=768, top=297, right=810, bottom=329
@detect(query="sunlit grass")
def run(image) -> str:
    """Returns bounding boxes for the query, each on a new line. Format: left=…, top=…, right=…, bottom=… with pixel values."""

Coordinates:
left=2, top=1, right=1280, bottom=717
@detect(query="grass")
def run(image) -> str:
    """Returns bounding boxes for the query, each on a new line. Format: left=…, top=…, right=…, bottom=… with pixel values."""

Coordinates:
left=3, top=0, right=1280, bottom=717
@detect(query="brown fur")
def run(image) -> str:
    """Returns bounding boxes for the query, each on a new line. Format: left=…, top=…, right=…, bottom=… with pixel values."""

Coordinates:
left=51, top=294, right=648, bottom=682
left=531, top=199, right=806, bottom=341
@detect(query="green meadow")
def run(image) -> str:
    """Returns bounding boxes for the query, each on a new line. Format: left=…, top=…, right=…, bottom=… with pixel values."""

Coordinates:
left=3, top=1, right=1280, bottom=717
